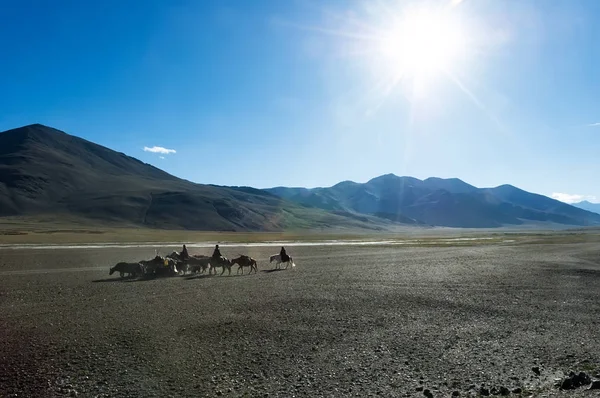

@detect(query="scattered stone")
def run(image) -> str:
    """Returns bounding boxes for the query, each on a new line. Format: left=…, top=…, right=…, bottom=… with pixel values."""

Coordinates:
left=531, top=367, right=540, bottom=376
left=560, top=371, right=591, bottom=390
left=423, top=389, right=433, bottom=398
left=415, top=386, right=424, bottom=392
left=452, top=391, right=460, bottom=396
left=479, top=386, right=490, bottom=396
left=499, top=386, right=510, bottom=396
left=589, top=380, right=600, bottom=390
left=512, top=387, right=522, bottom=394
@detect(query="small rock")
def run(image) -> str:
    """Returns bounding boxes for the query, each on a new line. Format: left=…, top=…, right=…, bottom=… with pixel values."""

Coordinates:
left=532, top=366, right=540, bottom=376
left=499, top=386, right=510, bottom=396
left=415, top=386, right=424, bottom=392
left=589, top=380, right=600, bottom=390
left=560, top=371, right=591, bottom=390
left=512, top=387, right=522, bottom=394
left=479, top=386, right=490, bottom=396
left=423, top=389, right=433, bottom=398
left=452, top=391, right=460, bottom=396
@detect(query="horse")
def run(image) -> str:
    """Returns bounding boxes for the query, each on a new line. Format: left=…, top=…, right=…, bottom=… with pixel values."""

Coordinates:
left=186, top=256, right=211, bottom=274
left=166, top=251, right=191, bottom=275
left=269, top=254, right=295, bottom=269
left=109, top=262, right=143, bottom=278
left=231, top=255, right=258, bottom=275
left=208, top=256, right=233, bottom=276
left=140, top=256, right=178, bottom=277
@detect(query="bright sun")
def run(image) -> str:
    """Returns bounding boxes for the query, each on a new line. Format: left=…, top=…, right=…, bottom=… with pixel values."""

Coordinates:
left=372, top=4, right=469, bottom=98
left=381, top=8, right=466, bottom=77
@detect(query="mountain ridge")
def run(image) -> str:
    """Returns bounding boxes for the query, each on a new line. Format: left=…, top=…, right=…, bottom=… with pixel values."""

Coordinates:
left=2, top=124, right=599, bottom=230
left=265, top=173, right=600, bottom=228
left=572, top=200, right=600, bottom=215
left=0, top=124, right=390, bottom=231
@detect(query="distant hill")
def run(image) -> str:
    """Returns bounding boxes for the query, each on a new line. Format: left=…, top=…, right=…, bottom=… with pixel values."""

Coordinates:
left=0, top=124, right=390, bottom=231
left=3, top=124, right=598, bottom=230
left=572, top=200, right=600, bottom=215
left=267, top=174, right=600, bottom=228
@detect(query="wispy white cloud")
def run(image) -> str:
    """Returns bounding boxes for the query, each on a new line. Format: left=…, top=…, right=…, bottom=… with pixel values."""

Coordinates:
left=587, top=122, right=600, bottom=127
left=159, top=156, right=165, bottom=160
left=551, top=192, right=597, bottom=204
left=143, top=146, right=176, bottom=155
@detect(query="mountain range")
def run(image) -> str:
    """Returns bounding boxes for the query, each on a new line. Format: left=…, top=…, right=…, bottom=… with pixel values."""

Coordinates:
left=267, top=175, right=600, bottom=228
left=1, top=124, right=599, bottom=230
left=0, top=124, right=388, bottom=231
left=572, top=201, right=600, bottom=215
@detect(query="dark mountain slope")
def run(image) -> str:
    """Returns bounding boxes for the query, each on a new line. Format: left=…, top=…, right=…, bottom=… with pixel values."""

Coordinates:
left=0, top=125, right=389, bottom=231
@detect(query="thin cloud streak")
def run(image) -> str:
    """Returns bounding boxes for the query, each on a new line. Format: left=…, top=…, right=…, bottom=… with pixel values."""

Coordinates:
left=587, top=122, right=600, bottom=127
left=143, top=146, right=176, bottom=154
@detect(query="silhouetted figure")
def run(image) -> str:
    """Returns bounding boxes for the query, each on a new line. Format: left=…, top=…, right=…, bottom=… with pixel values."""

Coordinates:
left=280, top=246, right=289, bottom=263
left=180, top=244, right=189, bottom=260
left=212, top=244, right=222, bottom=259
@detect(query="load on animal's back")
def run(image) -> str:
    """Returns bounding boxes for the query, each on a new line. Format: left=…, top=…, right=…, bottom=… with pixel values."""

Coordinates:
left=231, top=254, right=258, bottom=274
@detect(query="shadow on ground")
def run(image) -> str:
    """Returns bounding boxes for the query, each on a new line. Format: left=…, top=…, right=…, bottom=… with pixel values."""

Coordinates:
left=261, top=269, right=287, bottom=273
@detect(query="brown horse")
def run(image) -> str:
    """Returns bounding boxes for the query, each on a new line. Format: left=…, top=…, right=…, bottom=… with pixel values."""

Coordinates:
left=231, top=255, right=258, bottom=275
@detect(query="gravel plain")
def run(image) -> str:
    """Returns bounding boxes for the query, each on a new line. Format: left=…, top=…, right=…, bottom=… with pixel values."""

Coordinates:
left=1, top=241, right=600, bottom=397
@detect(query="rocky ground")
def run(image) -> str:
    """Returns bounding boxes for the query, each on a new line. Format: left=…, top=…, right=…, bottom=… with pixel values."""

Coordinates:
left=1, top=241, right=600, bottom=397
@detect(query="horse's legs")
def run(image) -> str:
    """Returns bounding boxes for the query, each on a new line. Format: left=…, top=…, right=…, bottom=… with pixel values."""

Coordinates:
left=120, top=271, right=124, bottom=278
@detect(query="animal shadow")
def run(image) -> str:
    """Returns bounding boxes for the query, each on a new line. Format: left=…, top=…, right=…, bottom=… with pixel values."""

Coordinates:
left=184, top=274, right=213, bottom=280
left=262, top=269, right=286, bottom=273
left=92, top=276, right=145, bottom=283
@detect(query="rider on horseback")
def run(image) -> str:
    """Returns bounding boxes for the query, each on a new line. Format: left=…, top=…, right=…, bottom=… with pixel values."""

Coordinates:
left=280, top=246, right=289, bottom=263
left=180, top=244, right=189, bottom=260
left=212, top=244, right=222, bottom=260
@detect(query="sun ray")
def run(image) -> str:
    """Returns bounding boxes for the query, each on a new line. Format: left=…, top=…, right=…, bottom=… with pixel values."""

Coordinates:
left=272, top=18, right=380, bottom=41
left=442, top=69, right=509, bottom=135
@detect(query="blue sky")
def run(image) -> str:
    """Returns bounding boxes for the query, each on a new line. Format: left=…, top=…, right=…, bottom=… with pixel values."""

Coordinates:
left=1, top=0, right=599, bottom=203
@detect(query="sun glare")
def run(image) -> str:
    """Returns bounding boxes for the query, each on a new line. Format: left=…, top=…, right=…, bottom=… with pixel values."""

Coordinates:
left=375, top=5, right=467, bottom=96
left=380, top=8, right=466, bottom=80
left=289, top=0, right=478, bottom=105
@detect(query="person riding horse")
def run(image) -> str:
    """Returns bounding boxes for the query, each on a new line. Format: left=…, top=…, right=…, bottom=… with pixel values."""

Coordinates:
left=212, top=244, right=223, bottom=262
left=180, top=244, right=189, bottom=260
left=280, top=246, right=290, bottom=263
